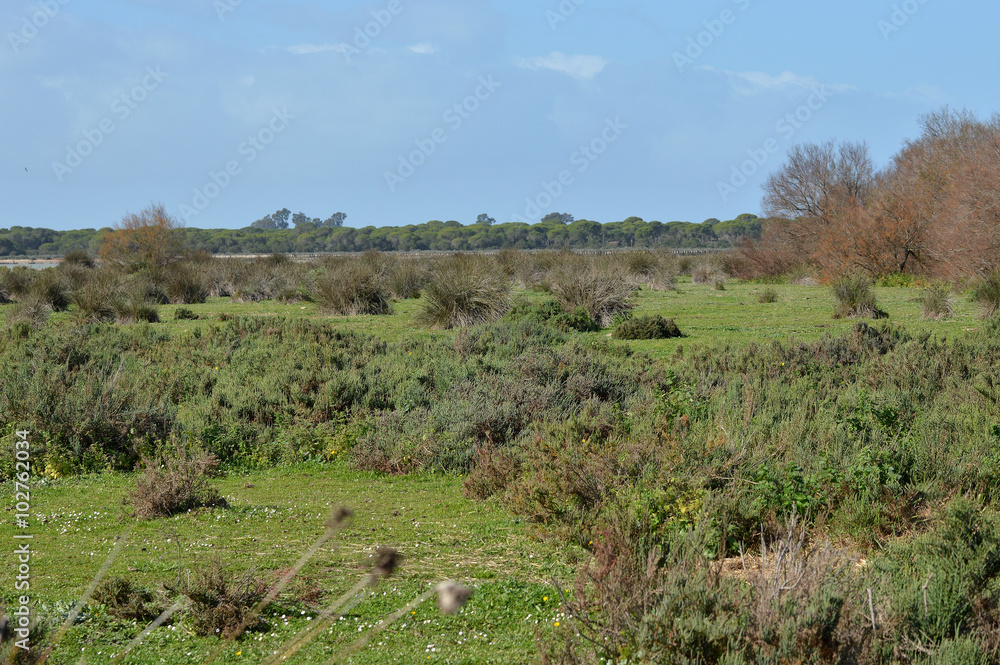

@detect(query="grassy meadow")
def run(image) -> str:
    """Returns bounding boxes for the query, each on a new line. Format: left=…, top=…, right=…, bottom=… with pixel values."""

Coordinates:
left=2, top=251, right=1000, bottom=664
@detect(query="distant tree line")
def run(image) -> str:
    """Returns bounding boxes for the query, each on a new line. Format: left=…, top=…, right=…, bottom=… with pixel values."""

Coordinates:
left=0, top=213, right=762, bottom=258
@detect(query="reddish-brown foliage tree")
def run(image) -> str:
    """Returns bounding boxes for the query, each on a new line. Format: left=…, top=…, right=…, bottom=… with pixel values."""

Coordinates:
left=747, top=109, right=1000, bottom=281
left=99, top=203, right=185, bottom=272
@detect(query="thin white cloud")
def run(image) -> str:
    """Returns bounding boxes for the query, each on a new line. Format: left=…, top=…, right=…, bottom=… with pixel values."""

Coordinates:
left=703, top=66, right=855, bottom=96
left=516, top=52, right=608, bottom=79
left=408, top=43, right=439, bottom=55
left=286, top=43, right=349, bottom=55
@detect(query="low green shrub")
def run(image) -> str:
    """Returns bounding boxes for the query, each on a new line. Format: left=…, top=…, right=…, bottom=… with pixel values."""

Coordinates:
left=504, top=299, right=598, bottom=332
left=93, top=576, right=164, bottom=621
left=875, top=498, right=1000, bottom=656
left=612, top=314, right=681, bottom=340
left=551, top=306, right=600, bottom=333
left=503, top=298, right=565, bottom=325
left=175, top=307, right=198, bottom=320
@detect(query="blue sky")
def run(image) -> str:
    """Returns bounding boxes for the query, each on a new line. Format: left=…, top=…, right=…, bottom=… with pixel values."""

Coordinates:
left=3, top=0, right=998, bottom=231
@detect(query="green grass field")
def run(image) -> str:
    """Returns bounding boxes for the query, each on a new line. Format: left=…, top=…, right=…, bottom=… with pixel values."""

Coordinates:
left=4, top=463, right=577, bottom=664
left=1, top=274, right=994, bottom=664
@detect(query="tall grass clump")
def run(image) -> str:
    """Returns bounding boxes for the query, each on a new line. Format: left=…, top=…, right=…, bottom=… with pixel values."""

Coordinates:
left=691, top=260, right=727, bottom=285
left=163, top=261, right=209, bottom=304
left=58, top=251, right=96, bottom=291
left=610, top=250, right=677, bottom=291
left=313, top=260, right=392, bottom=315
left=29, top=269, right=70, bottom=311
left=547, top=260, right=634, bottom=327
left=418, top=255, right=511, bottom=328
left=495, top=248, right=530, bottom=281
left=226, top=257, right=302, bottom=302
left=71, top=270, right=160, bottom=323
left=972, top=272, right=1000, bottom=319
left=4, top=295, right=50, bottom=330
left=112, top=291, right=160, bottom=323
left=0, top=266, right=33, bottom=300
left=921, top=283, right=954, bottom=319
left=62, top=249, right=96, bottom=267
left=0, top=268, right=11, bottom=304
left=832, top=274, right=888, bottom=319
left=71, top=269, right=120, bottom=321
left=758, top=287, right=779, bottom=303
left=385, top=258, right=430, bottom=299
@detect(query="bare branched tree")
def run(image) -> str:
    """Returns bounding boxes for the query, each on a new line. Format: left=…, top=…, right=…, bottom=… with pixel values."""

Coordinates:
left=761, top=140, right=875, bottom=222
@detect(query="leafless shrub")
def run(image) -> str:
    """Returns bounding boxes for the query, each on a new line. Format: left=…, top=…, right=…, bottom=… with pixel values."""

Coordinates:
left=127, top=449, right=227, bottom=520
left=169, top=558, right=267, bottom=638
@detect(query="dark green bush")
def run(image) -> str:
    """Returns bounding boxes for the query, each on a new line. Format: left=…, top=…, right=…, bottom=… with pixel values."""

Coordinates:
left=503, top=298, right=565, bottom=326
left=551, top=306, right=600, bottom=333
left=175, top=307, right=199, bottom=320
left=93, top=576, right=164, bottom=621
left=504, top=299, right=598, bottom=332
left=612, top=314, right=682, bottom=340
